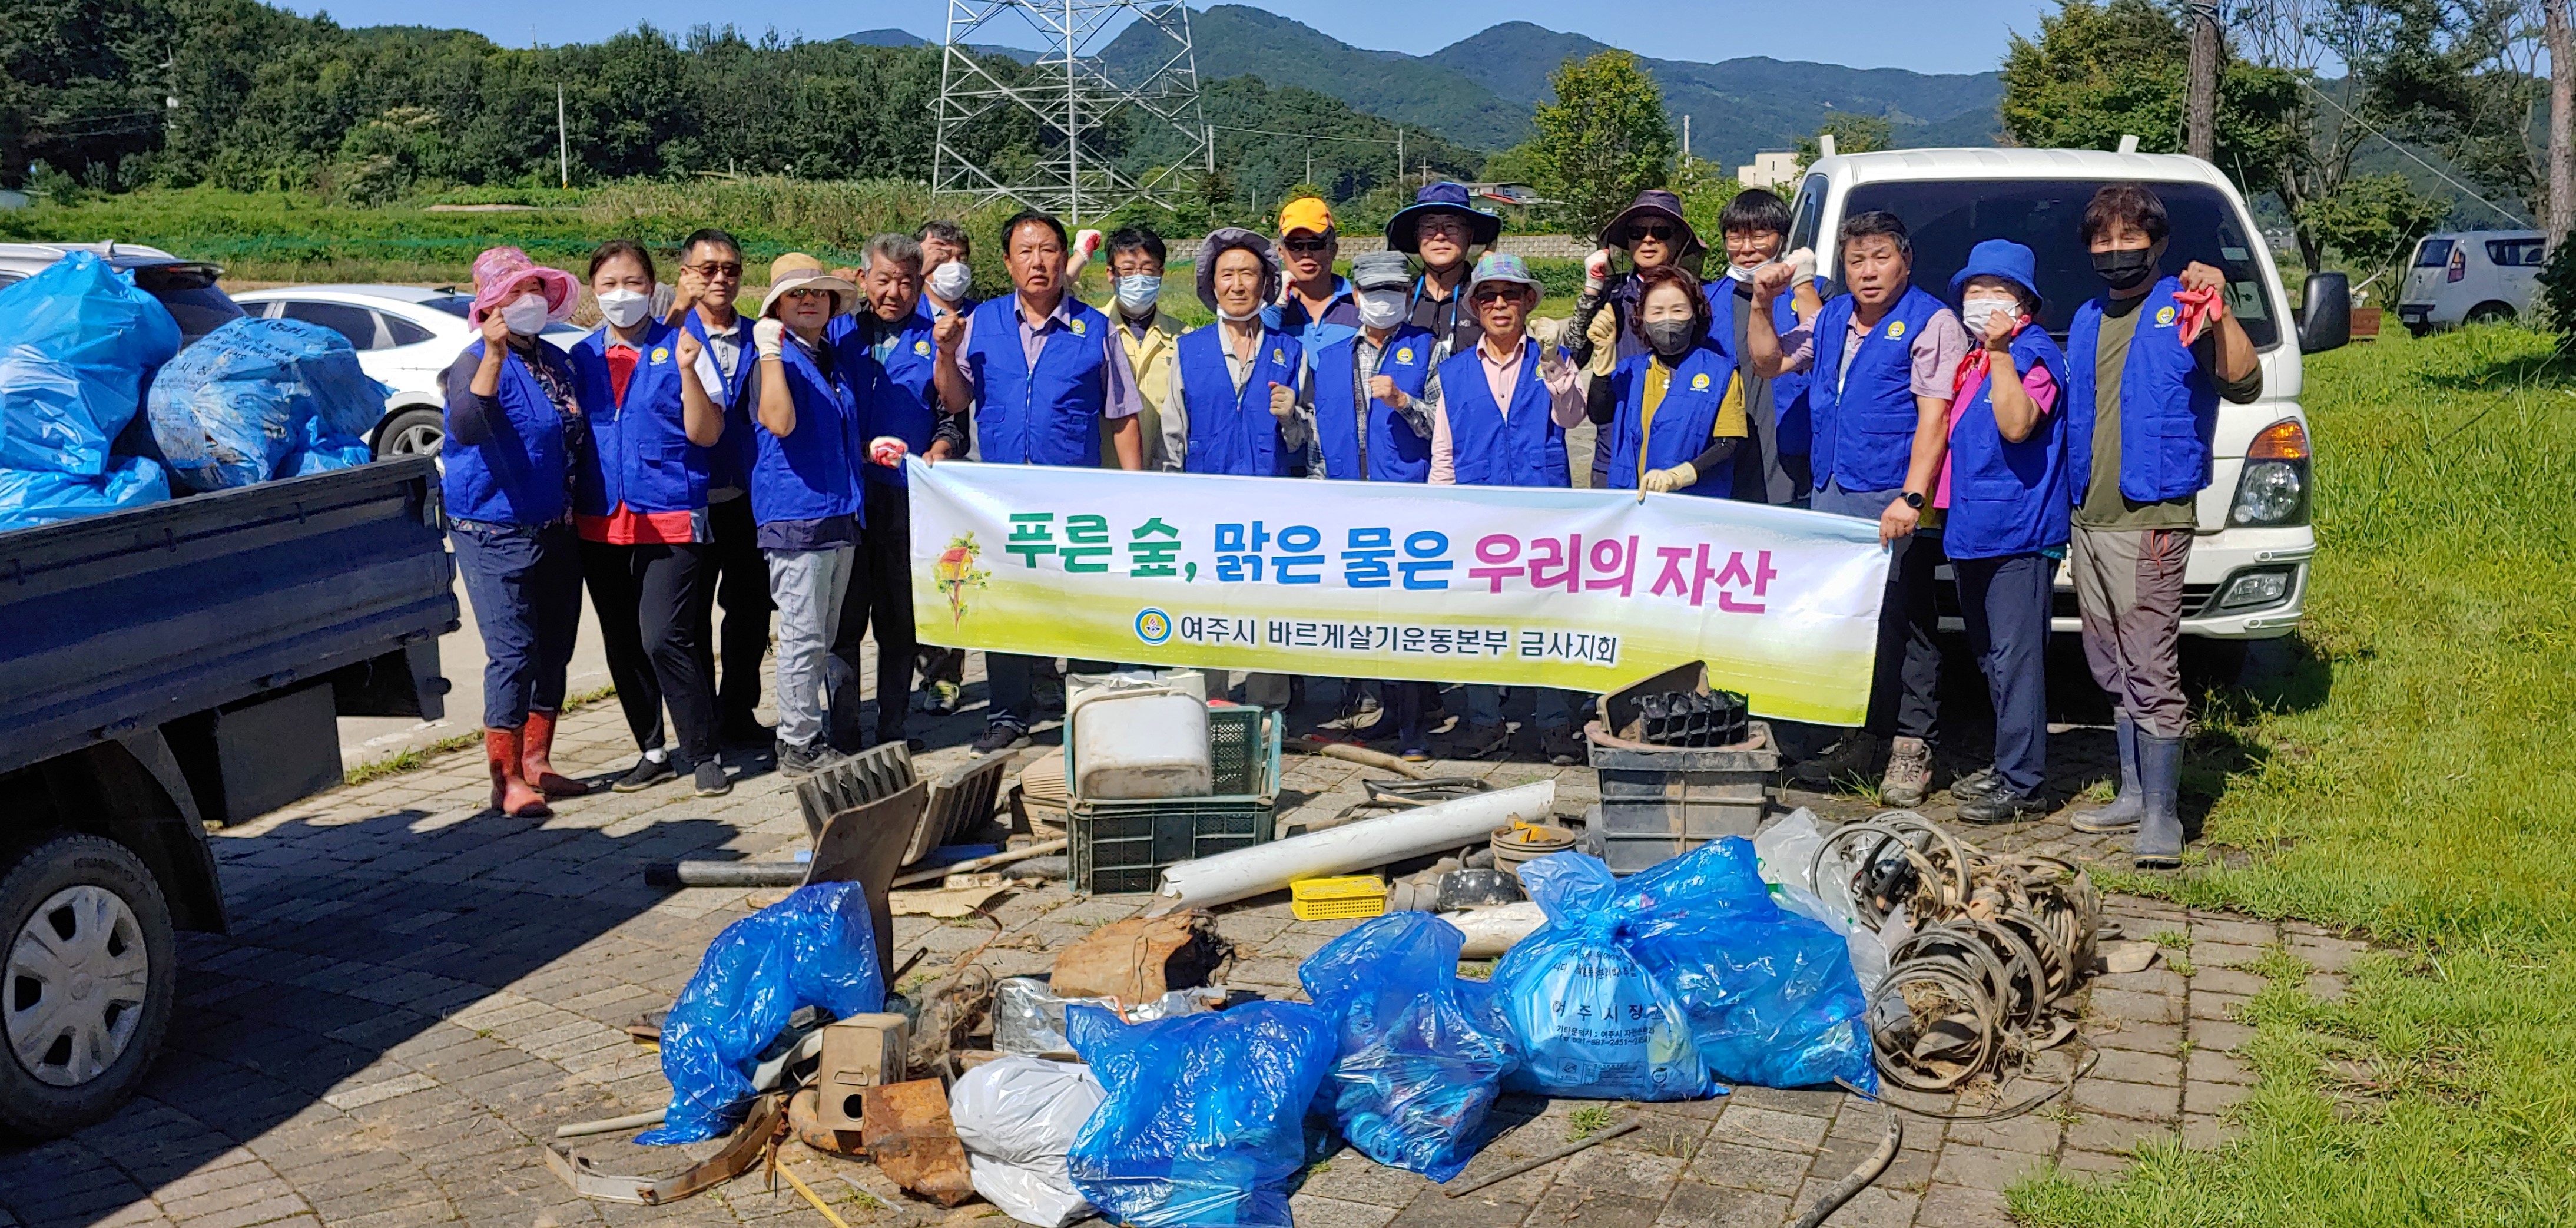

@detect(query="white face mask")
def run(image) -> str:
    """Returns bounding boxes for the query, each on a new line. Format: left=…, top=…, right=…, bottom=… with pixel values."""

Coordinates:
left=1356, top=288, right=1407, bottom=329
left=928, top=260, right=973, bottom=302
left=1960, top=294, right=2020, bottom=337
left=596, top=287, right=651, bottom=329
left=1116, top=274, right=1162, bottom=313
left=1216, top=303, right=1262, bottom=323
left=499, top=292, right=550, bottom=336
left=1723, top=262, right=1759, bottom=283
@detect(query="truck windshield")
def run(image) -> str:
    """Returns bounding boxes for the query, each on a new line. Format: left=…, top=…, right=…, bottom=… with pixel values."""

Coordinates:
left=1840, top=178, right=2280, bottom=350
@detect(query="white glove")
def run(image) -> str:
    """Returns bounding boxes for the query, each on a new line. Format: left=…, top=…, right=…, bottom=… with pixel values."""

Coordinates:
left=1584, top=248, right=1612, bottom=294
left=1268, top=382, right=1296, bottom=419
left=868, top=436, right=909, bottom=467
left=1783, top=247, right=1818, bottom=284
left=1639, top=462, right=1697, bottom=497
left=754, top=317, right=787, bottom=360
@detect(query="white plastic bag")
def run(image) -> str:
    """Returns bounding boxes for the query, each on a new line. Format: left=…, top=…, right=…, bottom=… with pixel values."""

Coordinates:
left=949, top=1057, right=1106, bottom=1227
left=1771, top=882, right=1893, bottom=998
left=993, top=977, right=1220, bottom=1057
left=1752, top=807, right=1825, bottom=894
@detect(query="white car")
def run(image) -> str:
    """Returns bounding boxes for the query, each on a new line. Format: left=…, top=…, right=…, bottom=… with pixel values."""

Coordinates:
left=1783, top=145, right=2349, bottom=646
left=2396, top=229, right=2544, bottom=334
left=229, top=284, right=585, bottom=461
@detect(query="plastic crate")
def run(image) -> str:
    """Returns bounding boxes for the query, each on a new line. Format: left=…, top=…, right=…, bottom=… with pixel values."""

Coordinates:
left=1069, top=706, right=1281, bottom=895
left=1290, top=875, right=1388, bottom=921
left=1583, top=721, right=1778, bottom=874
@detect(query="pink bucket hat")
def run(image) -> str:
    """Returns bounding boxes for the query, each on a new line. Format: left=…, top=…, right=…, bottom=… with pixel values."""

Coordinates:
left=468, top=246, right=580, bottom=326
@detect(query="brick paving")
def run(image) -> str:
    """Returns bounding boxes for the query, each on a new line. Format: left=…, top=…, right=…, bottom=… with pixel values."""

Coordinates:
left=0, top=664, right=2371, bottom=1228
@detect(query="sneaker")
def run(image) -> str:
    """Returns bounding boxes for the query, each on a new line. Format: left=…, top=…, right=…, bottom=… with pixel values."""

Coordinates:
left=692, top=759, right=732, bottom=797
left=1789, top=731, right=1885, bottom=787
left=612, top=753, right=676, bottom=793
left=1880, top=736, right=1934, bottom=808
left=775, top=738, right=840, bottom=779
left=1541, top=725, right=1586, bottom=766
left=1956, top=786, right=2048, bottom=825
left=917, top=680, right=962, bottom=715
left=1400, top=746, right=1431, bottom=764
left=973, top=722, right=1031, bottom=755
left=1448, top=721, right=1509, bottom=760
left=1948, top=765, right=2008, bottom=804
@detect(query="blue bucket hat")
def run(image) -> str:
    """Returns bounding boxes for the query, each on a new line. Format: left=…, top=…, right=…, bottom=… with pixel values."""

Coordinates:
left=1949, top=238, right=2043, bottom=309
left=1387, top=181, right=1504, bottom=254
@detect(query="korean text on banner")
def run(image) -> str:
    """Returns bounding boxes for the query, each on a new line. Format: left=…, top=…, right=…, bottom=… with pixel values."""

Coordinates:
left=906, top=460, right=1889, bottom=726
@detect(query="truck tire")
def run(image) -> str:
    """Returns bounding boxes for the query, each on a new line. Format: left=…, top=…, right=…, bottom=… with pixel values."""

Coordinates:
left=0, top=835, right=177, bottom=1139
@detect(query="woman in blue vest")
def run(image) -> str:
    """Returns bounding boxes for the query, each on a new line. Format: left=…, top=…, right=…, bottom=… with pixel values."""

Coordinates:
left=1594, top=264, right=1748, bottom=499
left=1744, top=211, right=1974, bottom=808
left=2061, top=185, right=2262, bottom=867
left=1157, top=228, right=1309, bottom=475
left=568, top=240, right=731, bottom=800
left=1937, top=240, right=2070, bottom=825
left=439, top=246, right=589, bottom=819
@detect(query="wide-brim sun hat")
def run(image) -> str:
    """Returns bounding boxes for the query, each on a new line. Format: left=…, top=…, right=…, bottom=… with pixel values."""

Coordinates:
left=468, top=246, right=581, bottom=327
left=1466, top=252, right=1544, bottom=299
left=1387, top=181, right=1503, bottom=253
left=1600, top=190, right=1706, bottom=260
left=1196, top=227, right=1281, bottom=313
left=760, top=253, right=860, bottom=319
left=1949, top=237, right=2044, bottom=310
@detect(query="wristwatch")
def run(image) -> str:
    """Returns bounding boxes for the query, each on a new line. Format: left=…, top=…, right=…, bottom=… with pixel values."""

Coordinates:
left=1901, top=491, right=1926, bottom=510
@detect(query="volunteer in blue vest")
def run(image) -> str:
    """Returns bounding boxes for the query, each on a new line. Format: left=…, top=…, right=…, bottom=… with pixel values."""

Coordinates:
left=1570, top=189, right=1705, bottom=488
left=2062, top=184, right=2261, bottom=867
left=440, top=246, right=589, bottom=818
left=1106, top=227, right=1182, bottom=470
left=742, top=254, right=869, bottom=779
left=569, top=240, right=731, bottom=800
left=1387, top=181, right=1503, bottom=357
left=1429, top=252, right=1586, bottom=763
left=911, top=220, right=976, bottom=718
left=1157, top=228, right=1311, bottom=474
left=1744, top=211, right=1972, bottom=807
left=1703, top=189, right=1821, bottom=506
left=1937, top=240, right=2071, bottom=825
left=664, top=227, right=773, bottom=752
left=931, top=210, right=1149, bottom=755
left=1264, top=197, right=1360, bottom=378
left=824, top=233, right=936, bottom=755
left=1307, top=249, right=1441, bottom=760
left=1594, top=264, right=1748, bottom=500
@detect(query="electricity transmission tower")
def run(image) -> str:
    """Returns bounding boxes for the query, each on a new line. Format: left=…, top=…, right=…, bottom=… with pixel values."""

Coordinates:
left=931, top=1, right=1212, bottom=224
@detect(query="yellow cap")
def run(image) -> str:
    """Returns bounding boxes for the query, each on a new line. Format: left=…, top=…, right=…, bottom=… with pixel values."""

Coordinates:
left=1278, top=196, right=1335, bottom=238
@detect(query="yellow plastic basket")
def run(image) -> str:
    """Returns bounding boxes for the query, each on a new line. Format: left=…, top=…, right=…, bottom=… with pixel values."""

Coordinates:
left=1291, top=875, right=1390, bottom=921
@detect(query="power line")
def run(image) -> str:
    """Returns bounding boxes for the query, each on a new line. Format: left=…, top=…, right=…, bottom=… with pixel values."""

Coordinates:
left=2297, top=78, right=2529, bottom=226
left=1210, top=122, right=1403, bottom=146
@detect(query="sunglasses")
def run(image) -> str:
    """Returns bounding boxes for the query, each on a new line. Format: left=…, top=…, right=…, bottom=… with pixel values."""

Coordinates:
left=687, top=262, right=744, bottom=278
left=1470, top=286, right=1528, bottom=304
left=780, top=287, right=833, bottom=302
left=1631, top=223, right=1680, bottom=243
left=1282, top=237, right=1331, bottom=253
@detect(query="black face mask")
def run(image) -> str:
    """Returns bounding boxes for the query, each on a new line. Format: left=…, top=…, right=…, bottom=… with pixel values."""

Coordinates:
left=2093, top=246, right=2158, bottom=290
left=1643, top=318, right=1696, bottom=359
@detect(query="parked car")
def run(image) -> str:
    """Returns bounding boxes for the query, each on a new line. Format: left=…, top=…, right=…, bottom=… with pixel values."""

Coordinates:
left=0, top=241, right=245, bottom=345
left=230, top=284, right=585, bottom=463
left=2397, top=229, right=2544, bottom=334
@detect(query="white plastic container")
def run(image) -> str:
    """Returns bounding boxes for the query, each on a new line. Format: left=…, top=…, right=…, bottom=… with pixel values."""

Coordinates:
left=1066, top=685, right=1212, bottom=801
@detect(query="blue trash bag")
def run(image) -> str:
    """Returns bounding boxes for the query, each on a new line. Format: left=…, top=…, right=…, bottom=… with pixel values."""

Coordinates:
left=635, top=881, right=886, bottom=1145
left=0, top=455, right=171, bottom=532
left=146, top=317, right=389, bottom=491
left=1066, top=999, right=1337, bottom=1228
left=1298, top=912, right=1518, bottom=1182
left=0, top=252, right=183, bottom=476
left=1490, top=851, right=1713, bottom=1100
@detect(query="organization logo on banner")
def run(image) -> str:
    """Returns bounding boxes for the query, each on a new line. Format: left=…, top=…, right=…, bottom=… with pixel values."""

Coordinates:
left=1134, top=607, right=1173, bottom=645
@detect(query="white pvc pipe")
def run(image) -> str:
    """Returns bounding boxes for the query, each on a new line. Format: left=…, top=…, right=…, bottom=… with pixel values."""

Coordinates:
left=1147, top=781, right=1556, bottom=915
left=1445, top=901, right=1547, bottom=959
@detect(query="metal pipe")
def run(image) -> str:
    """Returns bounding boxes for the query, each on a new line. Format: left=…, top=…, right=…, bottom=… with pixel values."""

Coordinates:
left=553, top=1108, right=667, bottom=1139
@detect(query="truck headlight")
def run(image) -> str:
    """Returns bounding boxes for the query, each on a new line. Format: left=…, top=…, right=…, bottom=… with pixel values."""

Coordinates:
left=2229, top=419, right=2311, bottom=527
left=2215, top=566, right=2296, bottom=611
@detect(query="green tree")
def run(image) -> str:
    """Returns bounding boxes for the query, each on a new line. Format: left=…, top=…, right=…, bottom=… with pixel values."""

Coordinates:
left=1793, top=111, right=1893, bottom=166
left=1529, top=49, right=1676, bottom=238
left=1668, top=157, right=1744, bottom=243
left=0, top=0, right=172, bottom=189
left=2298, top=170, right=2449, bottom=278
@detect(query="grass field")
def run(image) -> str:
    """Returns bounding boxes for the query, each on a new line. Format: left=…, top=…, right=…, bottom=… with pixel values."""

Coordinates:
left=2015, top=324, right=2576, bottom=1224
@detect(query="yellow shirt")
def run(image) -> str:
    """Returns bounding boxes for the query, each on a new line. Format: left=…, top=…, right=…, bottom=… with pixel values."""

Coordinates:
left=1107, top=307, right=1183, bottom=468
left=1633, top=359, right=1749, bottom=485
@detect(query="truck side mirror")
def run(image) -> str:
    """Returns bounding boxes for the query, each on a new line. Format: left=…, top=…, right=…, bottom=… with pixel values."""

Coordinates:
left=2299, top=272, right=2351, bottom=353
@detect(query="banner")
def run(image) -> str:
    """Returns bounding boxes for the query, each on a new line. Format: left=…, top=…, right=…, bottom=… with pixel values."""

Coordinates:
left=907, top=459, right=1891, bottom=726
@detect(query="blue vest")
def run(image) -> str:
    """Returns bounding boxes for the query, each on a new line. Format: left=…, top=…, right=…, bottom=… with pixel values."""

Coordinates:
left=1176, top=325, right=1304, bottom=477
left=1811, top=284, right=1945, bottom=492
left=1440, top=340, right=1569, bottom=489
left=1311, top=326, right=1435, bottom=482
left=1944, top=326, right=2072, bottom=559
left=681, top=310, right=757, bottom=491
left=1602, top=341, right=1738, bottom=499
left=443, top=339, right=570, bottom=526
left=965, top=295, right=1110, bottom=467
left=1261, top=276, right=1358, bottom=370
left=747, top=337, right=864, bottom=527
left=2067, top=277, right=2222, bottom=505
left=569, top=320, right=712, bottom=517
left=1705, top=279, right=1812, bottom=457
left=836, top=307, right=941, bottom=489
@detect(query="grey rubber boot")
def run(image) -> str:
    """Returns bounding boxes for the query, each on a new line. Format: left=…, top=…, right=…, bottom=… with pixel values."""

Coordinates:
left=2070, top=713, right=2146, bottom=833
left=2133, top=731, right=2186, bottom=868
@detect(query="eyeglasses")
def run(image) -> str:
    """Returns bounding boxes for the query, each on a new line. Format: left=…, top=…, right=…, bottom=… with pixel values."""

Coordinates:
left=1281, top=237, right=1331, bottom=254
left=1417, top=219, right=1471, bottom=240
left=687, top=262, right=744, bottom=279
left=1631, top=223, right=1679, bottom=243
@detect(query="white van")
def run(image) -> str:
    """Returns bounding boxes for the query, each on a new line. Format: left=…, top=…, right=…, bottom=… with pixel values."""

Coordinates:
left=2396, top=229, right=2544, bottom=333
left=1784, top=147, right=2349, bottom=644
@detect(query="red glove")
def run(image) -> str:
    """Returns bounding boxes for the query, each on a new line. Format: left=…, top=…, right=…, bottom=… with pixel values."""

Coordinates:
left=2173, top=284, right=2224, bottom=346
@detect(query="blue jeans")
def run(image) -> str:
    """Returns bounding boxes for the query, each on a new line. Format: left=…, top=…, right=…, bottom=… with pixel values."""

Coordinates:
left=1812, top=480, right=1943, bottom=741
left=1954, top=552, right=2052, bottom=794
left=452, top=522, right=584, bottom=729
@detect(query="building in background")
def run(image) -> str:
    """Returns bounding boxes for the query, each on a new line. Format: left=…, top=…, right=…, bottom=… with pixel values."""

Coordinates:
left=1737, top=151, right=1801, bottom=189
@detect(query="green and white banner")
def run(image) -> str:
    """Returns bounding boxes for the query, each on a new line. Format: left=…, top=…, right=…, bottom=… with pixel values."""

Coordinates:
left=907, top=459, right=1891, bottom=726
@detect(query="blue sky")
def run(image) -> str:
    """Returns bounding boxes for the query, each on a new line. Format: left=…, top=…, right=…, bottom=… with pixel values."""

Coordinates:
left=278, top=0, right=2058, bottom=75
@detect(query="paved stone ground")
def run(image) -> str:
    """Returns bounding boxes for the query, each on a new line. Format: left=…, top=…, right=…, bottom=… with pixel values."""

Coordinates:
left=0, top=661, right=2368, bottom=1228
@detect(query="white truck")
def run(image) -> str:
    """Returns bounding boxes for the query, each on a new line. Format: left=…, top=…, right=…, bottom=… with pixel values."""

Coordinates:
left=1784, top=147, right=2347, bottom=648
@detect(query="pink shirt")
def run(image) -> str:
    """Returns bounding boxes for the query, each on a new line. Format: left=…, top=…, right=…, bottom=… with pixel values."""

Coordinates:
left=1932, top=352, right=2060, bottom=509
left=1427, top=337, right=1586, bottom=485
left=1776, top=302, right=1975, bottom=402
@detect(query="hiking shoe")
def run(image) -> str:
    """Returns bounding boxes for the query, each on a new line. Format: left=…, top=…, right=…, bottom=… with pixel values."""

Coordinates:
left=1948, top=765, right=2008, bottom=804
left=1541, top=725, right=1586, bottom=766
left=1400, top=746, right=1431, bottom=764
left=1789, top=731, right=1884, bottom=786
left=775, top=738, right=840, bottom=779
left=1881, top=736, right=1933, bottom=808
left=1956, top=787, right=2048, bottom=825
left=1449, top=721, right=1510, bottom=760
left=916, top=680, right=962, bottom=714
left=692, top=759, right=732, bottom=797
left=973, top=722, right=1031, bottom=756
left=612, top=753, right=676, bottom=793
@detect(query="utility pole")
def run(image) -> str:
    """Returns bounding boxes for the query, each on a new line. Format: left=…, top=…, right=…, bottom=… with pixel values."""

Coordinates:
left=2550, top=0, right=2574, bottom=254
left=556, top=85, right=569, bottom=189
left=1682, top=115, right=1692, bottom=165
left=1304, top=147, right=1314, bottom=187
left=2185, top=1, right=2218, bottom=162
left=1395, top=127, right=1404, bottom=187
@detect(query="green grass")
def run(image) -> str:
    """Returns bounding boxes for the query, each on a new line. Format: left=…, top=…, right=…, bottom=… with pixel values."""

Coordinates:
left=1567, top=1104, right=1617, bottom=1141
left=2011, top=325, right=2576, bottom=1225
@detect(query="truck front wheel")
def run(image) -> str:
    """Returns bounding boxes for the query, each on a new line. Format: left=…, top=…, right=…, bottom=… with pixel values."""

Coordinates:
left=0, top=835, right=176, bottom=1138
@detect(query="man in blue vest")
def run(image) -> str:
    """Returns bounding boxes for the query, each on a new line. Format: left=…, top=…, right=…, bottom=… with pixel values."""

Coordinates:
left=1745, top=211, right=1972, bottom=807
left=824, top=233, right=936, bottom=755
left=1156, top=228, right=1311, bottom=474
left=2061, top=184, right=2261, bottom=867
left=1702, top=189, right=1819, bottom=506
left=1386, top=181, right=1503, bottom=358
left=665, top=227, right=773, bottom=751
left=931, top=209, right=1149, bottom=754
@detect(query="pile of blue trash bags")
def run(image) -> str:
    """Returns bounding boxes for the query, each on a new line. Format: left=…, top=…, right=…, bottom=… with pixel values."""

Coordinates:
left=0, top=251, right=387, bottom=532
left=647, top=839, right=1871, bottom=1228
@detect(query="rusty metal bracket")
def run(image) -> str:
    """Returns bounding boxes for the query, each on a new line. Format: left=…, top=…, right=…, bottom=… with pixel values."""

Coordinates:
left=544, top=1092, right=786, bottom=1204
